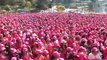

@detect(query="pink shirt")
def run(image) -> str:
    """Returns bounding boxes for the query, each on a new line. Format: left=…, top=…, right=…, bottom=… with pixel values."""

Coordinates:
left=34, top=55, right=44, bottom=60
left=79, top=52, right=88, bottom=60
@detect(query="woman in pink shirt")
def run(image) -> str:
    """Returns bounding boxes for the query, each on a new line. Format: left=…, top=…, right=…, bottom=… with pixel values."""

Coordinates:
left=78, top=46, right=88, bottom=60
left=21, top=47, right=33, bottom=60
left=0, top=43, right=7, bottom=60
left=33, top=49, right=44, bottom=60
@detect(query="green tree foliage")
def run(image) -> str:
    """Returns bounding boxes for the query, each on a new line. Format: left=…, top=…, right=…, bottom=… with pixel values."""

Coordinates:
left=88, top=3, right=94, bottom=11
left=0, top=0, right=52, bottom=13
left=0, top=0, right=17, bottom=5
left=0, top=0, right=5, bottom=5
left=34, top=0, right=49, bottom=10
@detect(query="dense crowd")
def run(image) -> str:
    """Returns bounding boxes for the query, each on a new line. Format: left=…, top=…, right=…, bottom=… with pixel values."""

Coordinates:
left=0, top=13, right=107, bottom=60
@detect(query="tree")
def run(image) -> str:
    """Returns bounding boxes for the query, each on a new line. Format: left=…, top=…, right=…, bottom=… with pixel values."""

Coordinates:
left=34, top=0, right=50, bottom=11
left=88, top=2, right=94, bottom=11
left=88, top=0, right=97, bottom=12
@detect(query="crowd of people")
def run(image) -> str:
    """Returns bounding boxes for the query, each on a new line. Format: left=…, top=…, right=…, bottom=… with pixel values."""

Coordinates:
left=0, top=13, right=107, bottom=60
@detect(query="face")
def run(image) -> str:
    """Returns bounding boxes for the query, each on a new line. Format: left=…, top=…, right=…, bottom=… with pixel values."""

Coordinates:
left=92, top=51, right=98, bottom=55
left=22, top=48, right=28, bottom=54
left=83, top=50, right=87, bottom=55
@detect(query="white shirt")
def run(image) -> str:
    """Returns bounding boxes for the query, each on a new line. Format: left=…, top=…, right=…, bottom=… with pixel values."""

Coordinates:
left=88, top=53, right=102, bottom=60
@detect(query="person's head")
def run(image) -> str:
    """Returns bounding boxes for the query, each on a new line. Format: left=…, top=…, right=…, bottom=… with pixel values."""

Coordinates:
left=10, top=48, right=17, bottom=56
left=22, top=47, right=28, bottom=54
left=91, top=47, right=99, bottom=55
left=0, top=43, right=6, bottom=54
left=66, top=47, right=73, bottom=52
left=35, top=49, right=43, bottom=55
left=59, top=58, right=64, bottom=60
left=79, top=46, right=87, bottom=54
left=43, top=50, right=49, bottom=55
left=52, top=51, right=60, bottom=59
left=75, top=35, right=81, bottom=41
left=11, top=57, right=17, bottom=60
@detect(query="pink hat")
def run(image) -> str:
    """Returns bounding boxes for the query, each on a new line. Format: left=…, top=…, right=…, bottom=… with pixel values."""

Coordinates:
left=53, top=36, right=57, bottom=40
left=22, top=44, right=27, bottom=48
left=66, top=47, right=73, bottom=52
left=104, top=47, right=107, bottom=53
left=0, top=43, right=4, bottom=47
left=98, top=38, right=103, bottom=42
left=32, top=33, right=38, bottom=37
left=0, top=43, right=5, bottom=51
left=25, top=41, right=29, bottom=45
left=38, top=41, right=44, bottom=47
left=17, top=37, right=21, bottom=40
left=35, top=49, right=43, bottom=55
left=12, top=38, right=16, bottom=43
left=79, top=46, right=87, bottom=52
left=92, top=47, right=98, bottom=52
left=81, top=38, right=87, bottom=42
left=11, top=57, right=17, bottom=60
left=75, top=35, right=81, bottom=39
left=93, top=42, right=100, bottom=47
left=48, top=43, right=53, bottom=48
left=89, top=31, right=95, bottom=35
left=43, top=50, right=49, bottom=55
left=39, top=31, right=45, bottom=37
left=0, top=34, right=3, bottom=37
left=23, top=48, right=28, bottom=52
left=53, top=51, right=60, bottom=58
left=26, top=32, right=31, bottom=35
left=2, top=37, right=8, bottom=43
left=10, top=48, right=17, bottom=53
left=1, top=47, right=5, bottom=51
left=9, top=42, right=14, bottom=46
left=54, top=40, right=59, bottom=47
left=59, top=58, right=64, bottom=60
left=62, top=39, right=67, bottom=44
left=26, top=38, right=30, bottom=41
left=72, top=43, right=76, bottom=47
